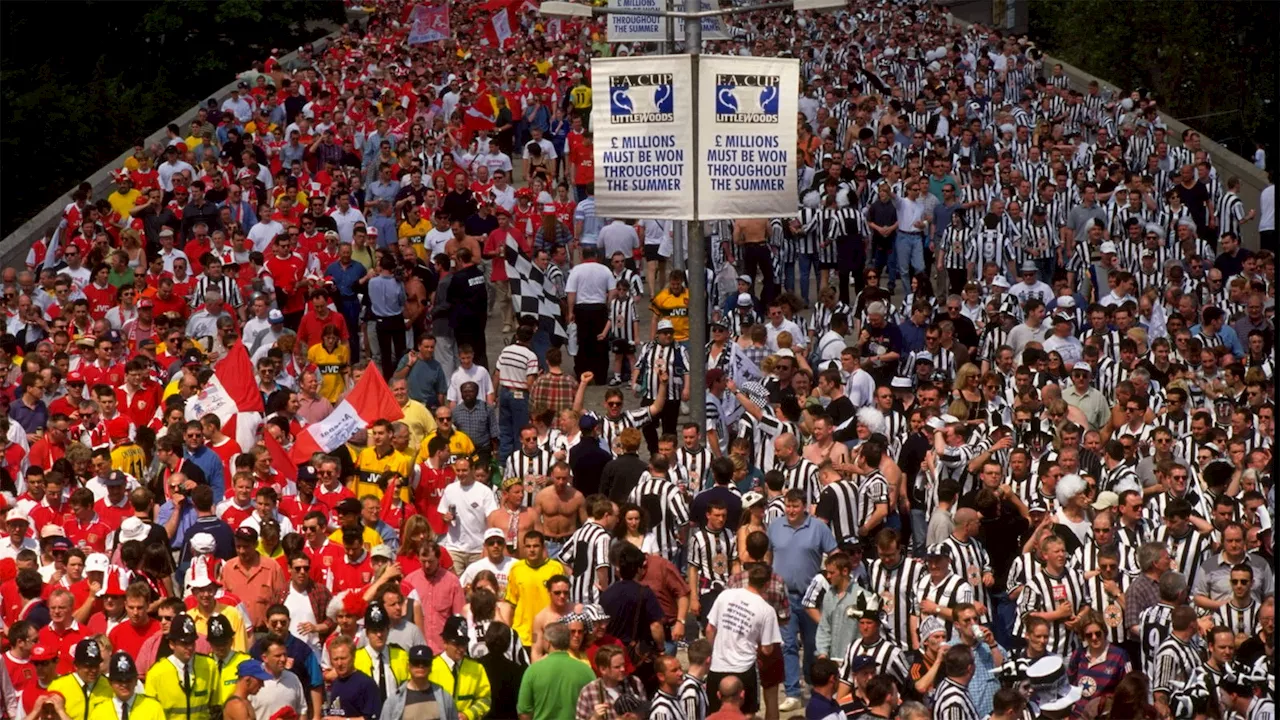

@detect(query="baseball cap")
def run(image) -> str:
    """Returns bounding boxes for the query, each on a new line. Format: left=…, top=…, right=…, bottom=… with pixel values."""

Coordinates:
left=102, top=470, right=127, bottom=487
left=847, top=655, right=876, bottom=673
left=85, top=553, right=110, bottom=574
left=335, top=498, right=362, bottom=516
left=736, top=274, right=752, bottom=285
left=736, top=292, right=753, bottom=307
left=5, top=509, right=27, bottom=525
left=188, top=532, right=217, bottom=554
left=741, top=491, right=764, bottom=508
left=1056, top=295, right=1076, bottom=309
left=30, top=645, right=58, bottom=663
left=106, top=416, right=132, bottom=442
left=40, top=524, right=67, bottom=539
left=656, top=319, right=674, bottom=332
left=66, top=371, right=85, bottom=384
left=237, top=659, right=274, bottom=681
left=579, top=414, right=598, bottom=432
left=483, top=528, right=507, bottom=543
left=1099, top=241, right=1118, bottom=255
left=1020, top=260, right=1038, bottom=274
left=1092, top=491, right=1119, bottom=511
left=409, top=646, right=434, bottom=666
left=138, top=298, right=154, bottom=309
left=268, top=309, right=285, bottom=324
left=371, top=544, right=395, bottom=561
left=1072, top=361, right=1093, bottom=374
left=234, top=526, right=259, bottom=544
left=991, top=275, right=1011, bottom=289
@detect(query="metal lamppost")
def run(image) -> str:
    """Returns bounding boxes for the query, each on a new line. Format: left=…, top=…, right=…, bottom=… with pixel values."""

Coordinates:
left=541, top=0, right=842, bottom=430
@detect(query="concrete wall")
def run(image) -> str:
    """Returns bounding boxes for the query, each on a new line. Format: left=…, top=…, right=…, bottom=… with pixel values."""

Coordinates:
left=0, top=15, right=362, bottom=271
left=945, top=13, right=1270, bottom=251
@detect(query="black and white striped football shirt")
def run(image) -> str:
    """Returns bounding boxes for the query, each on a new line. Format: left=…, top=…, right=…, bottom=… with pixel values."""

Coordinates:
left=1152, top=525, right=1212, bottom=588
left=648, top=689, right=687, bottom=720
left=933, top=677, right=980, bottom=720
left=628, top=476, right=689, bottom=561
left=840, top=636, right=909, bottom=685
left=868, top=556, right=927, bottom=645
left=558, top=520, right=612, bottom=605
left=1139, top=603, right=1177, bottom=673
left=688, top=526, right=736, bottom=591
left=1151, top=634, right=1202, bottom=695
left=1212, top=599, right=1260, bottom=639
left=775, top=457, right=820, bottom=506
left=1084, top=570, right=1130, bottom=645
left=1018, top=564, right=1092, bottom=656
left=677, top=674, right=706, bottom=720
left=915, top=572, right=975, bottom=640
left=815, top=479, right=860, bottom=546
left=503, top=448, right=555, bottom=507
left=939, top=535, right=994, bottom=621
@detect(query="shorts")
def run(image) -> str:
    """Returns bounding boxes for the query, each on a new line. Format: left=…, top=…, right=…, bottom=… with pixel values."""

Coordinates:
left=758, top=643, right=784, bottom=687
left=611, top=339, right=635, bottom=355
left=644, top=244, right=663, bottom=262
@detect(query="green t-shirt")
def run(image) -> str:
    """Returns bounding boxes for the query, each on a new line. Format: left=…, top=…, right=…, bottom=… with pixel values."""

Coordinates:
left=516, top=651, right=596, bottom=720
left=108, top=267, right=136, bottom=289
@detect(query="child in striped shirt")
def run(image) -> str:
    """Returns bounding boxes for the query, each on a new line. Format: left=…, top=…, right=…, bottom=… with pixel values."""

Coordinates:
left=602, top=278, right=638, bottom=386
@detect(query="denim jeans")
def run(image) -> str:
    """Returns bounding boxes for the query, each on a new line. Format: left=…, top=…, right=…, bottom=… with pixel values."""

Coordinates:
left=498, top=387, right=529, bottom=465
left=780, top=589, right=817, bottom=699
left=895, top=231, right=925, bottom=282
left=910, top=508, right=929, bottom=557
left=532, top=330, right=551, bottom=372
left=873, top=243, right=900, bottom=292
left=795, top=254, right=814, bottom=304
left=990, top=591, right=1018, bottom=650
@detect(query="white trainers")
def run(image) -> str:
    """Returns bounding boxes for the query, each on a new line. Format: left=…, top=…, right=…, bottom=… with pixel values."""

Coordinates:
left=778, top=697, right=802, bottom=712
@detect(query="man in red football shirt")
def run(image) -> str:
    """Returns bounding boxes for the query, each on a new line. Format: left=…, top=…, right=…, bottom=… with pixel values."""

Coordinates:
left=116, top=359, right=162, bottom=430
left=64, top=489, right=111, bottom=554
left=91, top=470, right=132, bottom=530
left=278, top=468, right=328, bottom=530
left=3, top=619, right=40, bottom=701
left=263, top=234, right=309, bottom=329
left=106, top=583, right=160, bottom=658
left=37, top=588, right=85, bottom=675
left=300, top=510, right=345, bottom=593
left=330, top=527, right=373, bottom=595
left=18, top=643, right=60, bottom=717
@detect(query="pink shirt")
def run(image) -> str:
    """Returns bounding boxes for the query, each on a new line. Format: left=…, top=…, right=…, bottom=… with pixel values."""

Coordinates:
left=401, top=566, right=464, bottom=654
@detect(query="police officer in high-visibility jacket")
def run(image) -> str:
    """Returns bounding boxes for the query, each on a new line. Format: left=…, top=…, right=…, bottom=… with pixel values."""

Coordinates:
left=88, top=652, right=166, bottom=720
left=48, top=640, right=114, bottom=720
left=143, top=615, right=219, bottom=720
left=427, top=617, right=491, bottom=720
left=205, top=615, right=249, bottom=707
left=352, top=602, right=409, bottom=700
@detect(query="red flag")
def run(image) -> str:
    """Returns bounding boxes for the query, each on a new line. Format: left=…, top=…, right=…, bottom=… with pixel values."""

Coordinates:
left=213, top=343, right=265, bottom=413
left=263, top=429, right=297, bottom=484
left=289, top=367, right=404, bottom=464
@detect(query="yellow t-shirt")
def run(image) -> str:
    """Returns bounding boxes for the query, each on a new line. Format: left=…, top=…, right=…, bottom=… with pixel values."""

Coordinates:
left=504, top=558, right=568, bottom=646
left=353, top=446, right=414, bottom=501
left=570, top=85, right=593, bottom=110
left=399, top=399, right=437, bottom=452
left=307, top=343, right=350, bottom=403
left=187, top=602, right=248, bottom=652
left=111, top=443, right=147, bottom=480
left=108, top=189, right=141, bottom=218
left=416, top=429, right=477, bottom=464
left=328, top=524, right=384, bottom=548
left=650, top=288, right=691, bottom=341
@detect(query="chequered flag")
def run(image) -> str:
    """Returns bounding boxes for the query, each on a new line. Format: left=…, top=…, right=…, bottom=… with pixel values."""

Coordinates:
left=504, top=234, right=568, bottom=341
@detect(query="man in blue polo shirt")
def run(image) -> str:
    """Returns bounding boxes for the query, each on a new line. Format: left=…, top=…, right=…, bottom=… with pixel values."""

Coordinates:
left=766, top=488, right=837, bottom=712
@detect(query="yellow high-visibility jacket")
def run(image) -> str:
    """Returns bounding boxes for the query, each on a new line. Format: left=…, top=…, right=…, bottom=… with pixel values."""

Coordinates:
left=428, top=655, right=492, bottom=720
left=142, top=654, right=219, bottom=720
left=87, top=694, right=168, bottom=720
left=48, top=673, right=114, bottom=720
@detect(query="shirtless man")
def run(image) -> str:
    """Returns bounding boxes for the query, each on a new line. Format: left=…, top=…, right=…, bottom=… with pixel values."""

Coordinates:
left=804, top=415, right=851, bottom=469
left=535, top=462, right=585, bottom=559
left=732, top=217, right=776, bottom=304
left=488, top=476, right=539, bottom=557
left=530, top=574, right=573, bottom=661
left=223, top=658, right=271, bottom=720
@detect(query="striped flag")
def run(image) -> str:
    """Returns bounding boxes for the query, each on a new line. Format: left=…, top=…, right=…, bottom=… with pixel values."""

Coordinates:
left=289, top=367, right=403, bottom=464
left=184, top=342, right=263, bottom=453
left=504, top=234, right=567, bottom=341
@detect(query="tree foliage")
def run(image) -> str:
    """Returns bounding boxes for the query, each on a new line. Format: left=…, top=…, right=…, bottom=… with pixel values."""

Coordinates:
left=0, top=0, right=345, bottom=238
left=1027, top=0, right=1277, bottom=165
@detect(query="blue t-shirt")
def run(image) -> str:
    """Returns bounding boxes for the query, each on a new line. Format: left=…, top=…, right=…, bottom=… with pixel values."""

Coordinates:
left=766, top=514, right=837, bottom=595
left=326, top=671, right=381, bottom=720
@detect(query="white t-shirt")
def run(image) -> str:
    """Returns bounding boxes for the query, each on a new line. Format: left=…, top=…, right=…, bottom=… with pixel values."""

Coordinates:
left=448, top=364, right=495, bottom=403
left=437, top=481, right=499, bottom=553
left=459, top=555, right=518, bottom=595
left=249, top=220, right=285, bottom=253
left=424, top=228, right=454, bottom=258
left=284, top=585, right=323, bottom=657
left=1259, top=184, right=1274, bottom=232
left=706, top=587, right=781, bottom=673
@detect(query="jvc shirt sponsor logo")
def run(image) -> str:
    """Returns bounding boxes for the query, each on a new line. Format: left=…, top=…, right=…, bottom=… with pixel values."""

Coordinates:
left=609, top=74, right=675, bottom=123
left=714, top=74, right=780, bottom=123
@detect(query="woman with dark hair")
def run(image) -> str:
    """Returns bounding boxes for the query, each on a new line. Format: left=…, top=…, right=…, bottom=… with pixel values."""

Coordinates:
left=139, top=541, right=177, bottom=604
left=612, top=503, right=658, bottom=554
left=1089, top=672, right=1158, bottom=720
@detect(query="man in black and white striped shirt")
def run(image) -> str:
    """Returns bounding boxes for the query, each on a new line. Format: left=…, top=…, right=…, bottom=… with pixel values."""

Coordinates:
left=191, top=256, right=243, bottom=311
left=504, top=426, right=555, bottom=507
left=557, top=494, right=616, bottom=605
left=1018, top=534, right=1093, bottom=656
left=773, top=433, right=819, bottom=506
left=939, top=508, right=996, bottom=622
left=933, top=645, right=981, bottom=720
left=628, top=454, right=689, bottom=563
left=1151, top=605, right=1204, bottom=705
left=688, top=501, right=737, bottom=631
left=867, top=529, right=927, bottom=646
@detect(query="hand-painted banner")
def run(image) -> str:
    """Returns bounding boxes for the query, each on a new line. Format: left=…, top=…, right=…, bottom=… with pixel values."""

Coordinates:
left=408, top=3, right=451, bottom=44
